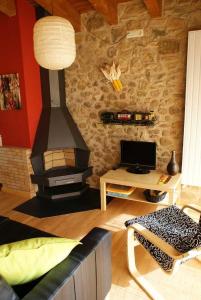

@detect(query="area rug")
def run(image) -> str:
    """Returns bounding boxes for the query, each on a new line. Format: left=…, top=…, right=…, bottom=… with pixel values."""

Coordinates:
left=14, top=188, right=111, bottom=218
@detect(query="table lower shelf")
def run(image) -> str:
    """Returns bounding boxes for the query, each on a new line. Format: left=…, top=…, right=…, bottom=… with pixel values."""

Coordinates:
left=106, top=187, right=170, bottom=205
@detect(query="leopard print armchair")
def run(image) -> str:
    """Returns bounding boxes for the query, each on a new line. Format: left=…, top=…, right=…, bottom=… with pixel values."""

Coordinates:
left=125, top=204, right=201, bottom=300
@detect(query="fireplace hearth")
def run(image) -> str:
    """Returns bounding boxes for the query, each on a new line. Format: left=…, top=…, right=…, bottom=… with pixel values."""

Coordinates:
left=30, top=69, right=92, bottom=200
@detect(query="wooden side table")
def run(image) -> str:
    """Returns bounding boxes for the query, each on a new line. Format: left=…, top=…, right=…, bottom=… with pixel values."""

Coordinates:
left=100, top=168, right=182, bottom=211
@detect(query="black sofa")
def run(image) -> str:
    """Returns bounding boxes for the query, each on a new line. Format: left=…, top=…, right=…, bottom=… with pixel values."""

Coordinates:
left=0, top=216, right=112, bottom=300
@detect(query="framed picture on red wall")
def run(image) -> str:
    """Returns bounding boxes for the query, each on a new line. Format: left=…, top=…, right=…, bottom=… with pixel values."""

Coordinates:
left=0, top=73, right=21, bottom=110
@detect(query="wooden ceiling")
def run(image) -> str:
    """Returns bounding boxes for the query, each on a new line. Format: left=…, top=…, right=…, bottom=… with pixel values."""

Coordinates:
left=1, top=0, right=162, bottom=31
left=0, top=0, right=16, bottom=16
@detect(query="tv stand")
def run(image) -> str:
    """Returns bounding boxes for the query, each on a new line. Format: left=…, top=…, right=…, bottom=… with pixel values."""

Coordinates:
left=100, top=168, right=182, bottom=211
left=127, top=166, right=150, bottom=174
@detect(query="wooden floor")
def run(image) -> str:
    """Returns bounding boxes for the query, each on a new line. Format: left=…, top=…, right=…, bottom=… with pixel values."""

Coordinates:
left=0, top=190, right=201, bottom=300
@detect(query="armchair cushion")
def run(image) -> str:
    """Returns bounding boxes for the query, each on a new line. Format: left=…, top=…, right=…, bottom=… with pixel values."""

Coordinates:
left=125, top=205, right=201, bottom=271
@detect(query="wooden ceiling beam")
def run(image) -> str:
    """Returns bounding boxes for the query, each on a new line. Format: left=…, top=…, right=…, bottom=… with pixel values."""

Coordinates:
left=34, top=0, right=81, bottom=31
left=88, top=0, right=118, bottom=25
left=143, top=0, right=162, bottom=17
left=0, top=0, right=16, bottom=17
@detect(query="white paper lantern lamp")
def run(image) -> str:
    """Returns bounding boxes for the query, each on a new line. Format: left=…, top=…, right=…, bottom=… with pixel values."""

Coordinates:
left=33, top=16, right=76, bottom=70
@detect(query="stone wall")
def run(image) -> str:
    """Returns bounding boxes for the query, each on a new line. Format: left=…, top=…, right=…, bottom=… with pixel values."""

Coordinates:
left=65, top=0, right=201, bottom=187
left=0, top=147, right=34, bottom=193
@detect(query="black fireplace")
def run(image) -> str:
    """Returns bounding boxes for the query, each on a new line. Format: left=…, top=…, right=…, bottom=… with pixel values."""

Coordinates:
left=30, top=68, right=92, bottom=200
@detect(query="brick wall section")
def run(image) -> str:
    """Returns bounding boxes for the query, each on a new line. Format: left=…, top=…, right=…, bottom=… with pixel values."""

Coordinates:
left=0, top=147, right=34, bottom=193
left=65, top=0, right=201, bottom=187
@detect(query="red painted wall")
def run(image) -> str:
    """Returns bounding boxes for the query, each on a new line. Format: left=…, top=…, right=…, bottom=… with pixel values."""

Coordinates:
left=0, top=0, right=42, bottom=148
left=0, top=12, right=30, bottom=147
left=17, top=0, right=42, bottom=147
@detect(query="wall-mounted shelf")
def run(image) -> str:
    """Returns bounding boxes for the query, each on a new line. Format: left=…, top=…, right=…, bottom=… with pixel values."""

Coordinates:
left=101, top=120, right=155, bottom=126
left=100, top=110, right=156, bottom=126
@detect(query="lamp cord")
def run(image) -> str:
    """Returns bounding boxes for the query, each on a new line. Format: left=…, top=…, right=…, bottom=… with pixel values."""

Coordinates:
left=51, top=0, right=54, bottom=15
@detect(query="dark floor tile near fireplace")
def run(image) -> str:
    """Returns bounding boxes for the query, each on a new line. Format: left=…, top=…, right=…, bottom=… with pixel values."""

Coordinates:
left=14, top=188, right=111, bottom=218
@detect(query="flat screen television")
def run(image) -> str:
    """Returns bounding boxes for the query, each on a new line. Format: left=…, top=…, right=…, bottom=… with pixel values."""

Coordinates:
left=120, top=140, right=156, bottom=170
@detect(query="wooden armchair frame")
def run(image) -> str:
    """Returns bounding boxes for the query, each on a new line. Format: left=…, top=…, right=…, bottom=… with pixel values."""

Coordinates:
left=127, top=204, right=201, bottom=300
